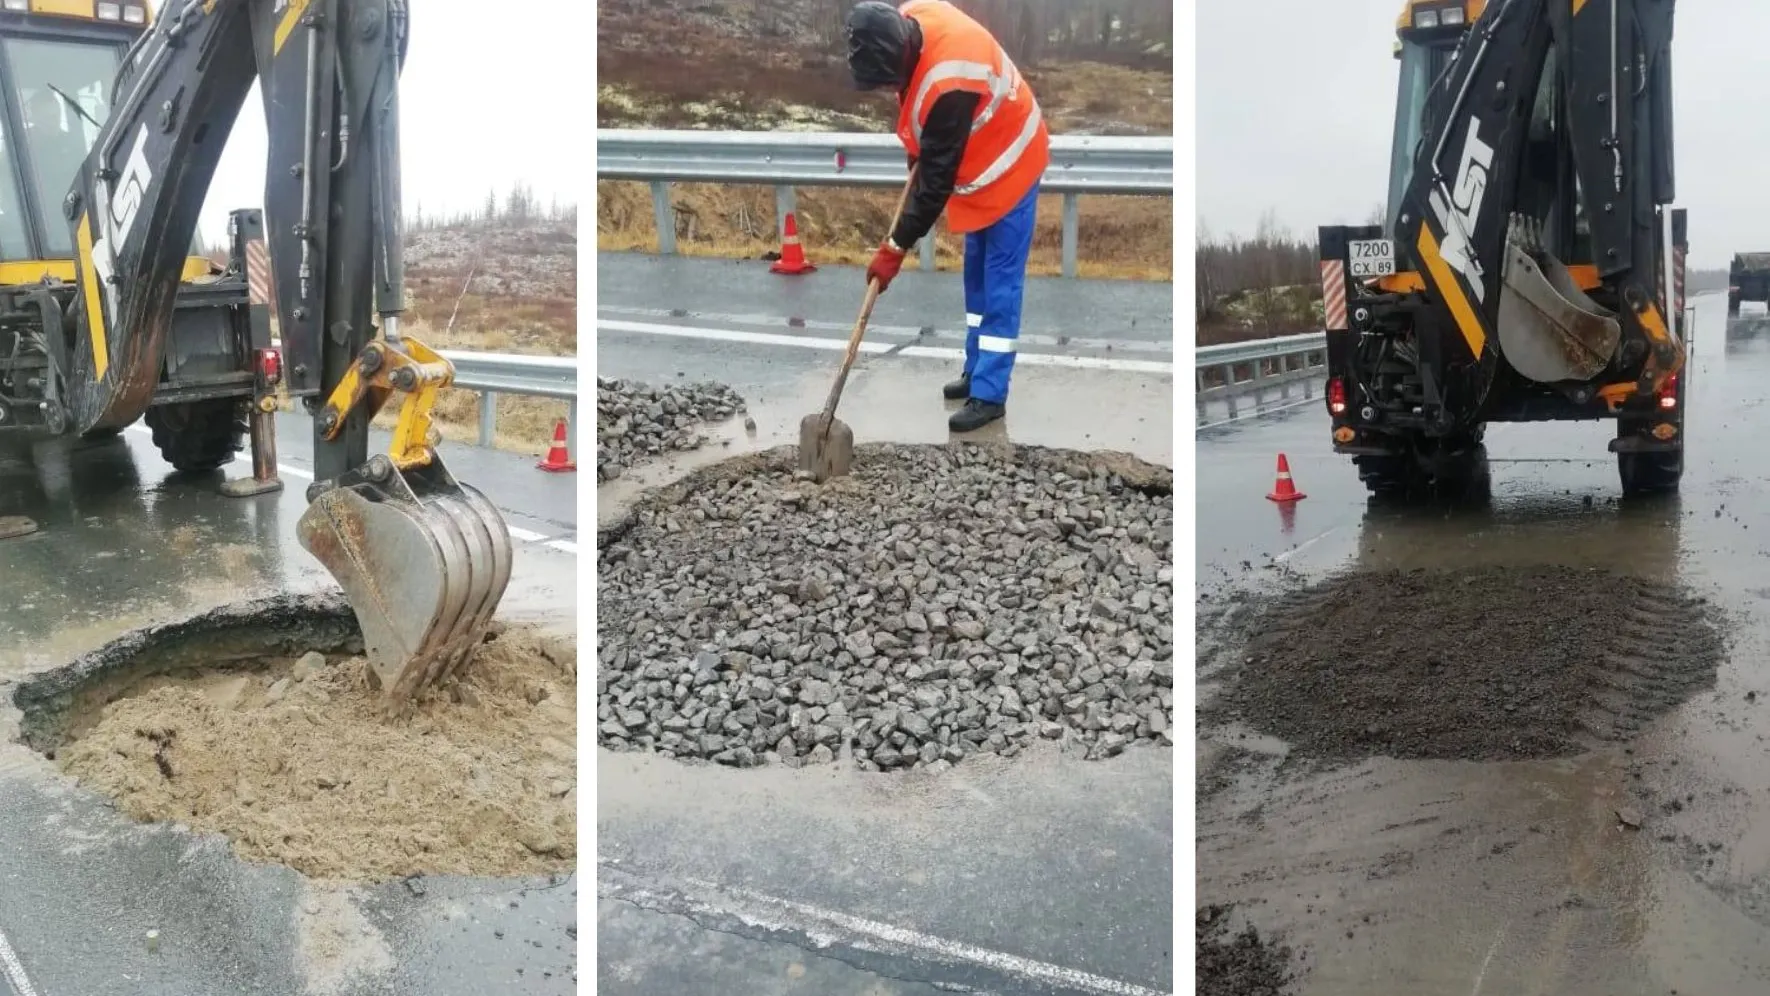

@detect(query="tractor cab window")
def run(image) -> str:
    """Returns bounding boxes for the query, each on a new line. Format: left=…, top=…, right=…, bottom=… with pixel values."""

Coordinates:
left=0, top=129, right=30, bottom=260
left=5, top=37, right=119, bottom=258
left=1386, top=37, right=1456, bottom=237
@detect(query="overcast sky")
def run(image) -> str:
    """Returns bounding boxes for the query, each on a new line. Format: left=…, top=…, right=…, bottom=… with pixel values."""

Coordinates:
left=1197, top=1, right=1763, bottom=268
left=197, top=3, right=579, bottom=243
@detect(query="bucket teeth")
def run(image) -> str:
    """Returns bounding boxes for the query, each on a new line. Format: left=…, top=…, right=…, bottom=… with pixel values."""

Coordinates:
left=295, top=458, right=513, bottom=705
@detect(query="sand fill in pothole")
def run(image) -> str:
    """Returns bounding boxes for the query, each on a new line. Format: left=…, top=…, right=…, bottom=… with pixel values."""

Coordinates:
left=1197, top=905, right=1295, bottom=996
left=29, top=600, right=577, bottom=882
left=1205, top=565, right=1726, bottom=762
left=598, top=442, right=1175, bottom=771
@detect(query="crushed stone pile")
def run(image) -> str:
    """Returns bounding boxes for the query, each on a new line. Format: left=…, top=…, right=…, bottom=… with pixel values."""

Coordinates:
left=1205, top=565, right=1725, bottom=762
left=597, top=376, right=748, bottom=483
left=597, top=443, right=1175, bottom=771
left=1197, top=905, right=1295, bottom=996
left=56, top=625, right=577, bottom=882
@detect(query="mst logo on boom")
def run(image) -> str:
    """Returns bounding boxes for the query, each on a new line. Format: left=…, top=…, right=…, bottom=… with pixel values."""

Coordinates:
left=1429, top=122, right=1495, bottom=304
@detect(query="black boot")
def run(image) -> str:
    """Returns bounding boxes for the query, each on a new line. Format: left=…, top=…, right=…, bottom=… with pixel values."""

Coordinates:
left=942, top=374, right=971, bottom=401
left=948, top=398, right=1005, bottom=432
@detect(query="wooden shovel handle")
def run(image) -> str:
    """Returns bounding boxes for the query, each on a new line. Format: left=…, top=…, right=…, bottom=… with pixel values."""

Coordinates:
left=819, top=166, right=920, bottom=422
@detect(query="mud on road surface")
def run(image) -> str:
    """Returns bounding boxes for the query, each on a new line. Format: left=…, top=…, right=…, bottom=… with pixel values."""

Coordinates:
left=1204, top=565, right=1727, bottom=762
left=1196, top=554, right=1750, bottom=995
left=1197, top=904, right=1296, bottom=996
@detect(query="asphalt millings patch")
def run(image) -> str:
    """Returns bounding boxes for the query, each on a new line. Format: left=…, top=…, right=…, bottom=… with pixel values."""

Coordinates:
left=597, top=376, right=748, bottom=482
left=1206, top=565, right=1725, bottom=762
left=1197, top=905, right=1295, bottom=996
left=597, top=442, right=1175, bottom=771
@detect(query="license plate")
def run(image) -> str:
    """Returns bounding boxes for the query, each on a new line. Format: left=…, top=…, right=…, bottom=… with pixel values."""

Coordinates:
left=1348, top=239, right=1397, bottom=277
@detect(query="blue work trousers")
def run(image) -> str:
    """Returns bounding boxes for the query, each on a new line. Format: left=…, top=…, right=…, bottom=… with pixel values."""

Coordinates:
left=961, top=182, right=1039, bottom=404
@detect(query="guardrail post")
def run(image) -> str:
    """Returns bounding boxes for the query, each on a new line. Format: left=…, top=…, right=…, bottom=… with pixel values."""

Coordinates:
left=478, top=390, right=498, bottom=447
left=774, top=184, right=795, bottom=242
left=1061, top=193, right=1079, bottom=279
left=568, top=396, right=579, bottom=459
left=651, top=180, right=676, bottom=255
left=919, top=233, right=936, bottom=272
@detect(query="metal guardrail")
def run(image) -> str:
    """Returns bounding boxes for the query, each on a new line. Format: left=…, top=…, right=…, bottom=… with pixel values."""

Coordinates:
left=441, top=350, right=579, bottom=451
left=272, top=339, right=580, bottom=451
left=597, top=128, right=1174, bottom=279
left=1195, top=332, right=1328, bottom=428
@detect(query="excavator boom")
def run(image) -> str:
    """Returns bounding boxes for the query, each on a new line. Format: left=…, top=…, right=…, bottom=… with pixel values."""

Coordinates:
left=65, top=0, right=511, bottom=703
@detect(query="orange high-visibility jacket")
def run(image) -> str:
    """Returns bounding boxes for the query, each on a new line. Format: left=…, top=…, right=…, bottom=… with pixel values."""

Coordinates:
left=894, top=0, right=1050, bottom=234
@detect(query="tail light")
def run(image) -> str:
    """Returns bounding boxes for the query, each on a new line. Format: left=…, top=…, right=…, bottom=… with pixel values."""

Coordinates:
left=1657, top=371, right=1678, bottom=410
left=257, top=347, right=282, bottom=387
left=1328, top=377, right=1348, bottom=415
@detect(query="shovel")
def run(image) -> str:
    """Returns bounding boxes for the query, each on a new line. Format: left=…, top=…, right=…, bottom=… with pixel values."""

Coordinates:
left=798, top=168, right=918, bottom=482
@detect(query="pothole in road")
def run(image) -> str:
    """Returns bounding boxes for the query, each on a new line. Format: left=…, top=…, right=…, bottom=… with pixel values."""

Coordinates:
left=1202, top=565, right=1727, bottom=762
left=596, top=442, right=1175, bottom=772
left=12, top=594, right=577, bottom=882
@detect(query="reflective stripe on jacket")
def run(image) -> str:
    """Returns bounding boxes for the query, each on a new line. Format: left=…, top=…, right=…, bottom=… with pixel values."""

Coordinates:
left=895, top=0, right=1050, bottom=234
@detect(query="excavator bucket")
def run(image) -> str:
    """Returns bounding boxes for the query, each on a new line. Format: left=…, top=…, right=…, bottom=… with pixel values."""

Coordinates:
left=296, top=454, right=513, bottom=705
left=1498, top=240, right=1623, bottom=383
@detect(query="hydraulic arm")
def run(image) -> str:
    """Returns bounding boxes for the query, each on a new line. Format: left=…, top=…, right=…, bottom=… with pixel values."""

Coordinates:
left=64, top=0, right=511, bottom=702
left=1390, top=0, right=1683, bottom=422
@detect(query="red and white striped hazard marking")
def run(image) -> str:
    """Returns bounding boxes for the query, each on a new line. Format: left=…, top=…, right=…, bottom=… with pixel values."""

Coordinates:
left=245, top=238, right=273, bottom=307
left=1674, top=245, right=1686, bottom=316
left=1321, top=259, right=1348, bottom=330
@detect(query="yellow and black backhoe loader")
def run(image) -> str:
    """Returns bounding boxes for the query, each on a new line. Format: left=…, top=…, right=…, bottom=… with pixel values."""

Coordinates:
left=1317, top=0, right=1689, bottom=497
left=0, top=0, right=512, bottom=703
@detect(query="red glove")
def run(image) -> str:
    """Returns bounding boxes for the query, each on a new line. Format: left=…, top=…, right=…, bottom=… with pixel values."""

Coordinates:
left=866, top=240, right=906, bottom=293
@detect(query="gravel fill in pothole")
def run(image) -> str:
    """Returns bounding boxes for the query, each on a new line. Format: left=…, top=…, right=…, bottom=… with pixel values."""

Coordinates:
left=596, top=442, right=1175, bottom=771
left=17, top=595, right=577, bottom=882
left=597, top=376, right=748, bottom=482
left=1197, top=905, right=1295, bottom=996
left=1204, top=565, right=1725, bottom=762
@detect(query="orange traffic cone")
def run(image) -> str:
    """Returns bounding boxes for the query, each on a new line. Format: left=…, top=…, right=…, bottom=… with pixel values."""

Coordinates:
left=536, top=418, right=576, bottom=473
left=1266, top=453, right=1306, bottom=502
left=770, top=212, right=816, bottom=275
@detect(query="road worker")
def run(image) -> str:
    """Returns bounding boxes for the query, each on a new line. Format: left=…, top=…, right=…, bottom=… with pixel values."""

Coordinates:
left=844, top=0, right=1050, bottom=433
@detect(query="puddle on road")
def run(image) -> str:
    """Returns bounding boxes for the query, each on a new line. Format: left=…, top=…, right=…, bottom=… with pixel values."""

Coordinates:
left=12, top=594, right=577, bottom=882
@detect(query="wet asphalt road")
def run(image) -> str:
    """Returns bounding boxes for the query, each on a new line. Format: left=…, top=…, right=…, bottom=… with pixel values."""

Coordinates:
left=596, top=251, right=1176, bottom=996
left=0, top=425, right=577, bottom=995
left=1196, top=293, right=1770, bottom=994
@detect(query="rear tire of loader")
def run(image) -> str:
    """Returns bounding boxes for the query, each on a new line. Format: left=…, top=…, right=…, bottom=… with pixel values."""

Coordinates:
left=146, top=399, right=246, bottom=473
left=1354, top=453, right=1415, bottom=499
left=1618, top=448, right=1682, bottom=495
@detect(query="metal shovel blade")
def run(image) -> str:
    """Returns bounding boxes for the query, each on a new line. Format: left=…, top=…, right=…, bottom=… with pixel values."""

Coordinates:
left=798, top=412, right=853, bottom=482
left=296, top=464, right=514, bottom=705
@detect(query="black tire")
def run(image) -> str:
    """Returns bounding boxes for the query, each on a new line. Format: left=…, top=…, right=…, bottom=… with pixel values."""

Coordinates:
left=1354, top=453, right=1414, bottom=498
left=1729, top=291, right=1742, bottom=315
left=145, top=399, right=245, bottom=473
left=1619, top=448, right=1682, bottom=495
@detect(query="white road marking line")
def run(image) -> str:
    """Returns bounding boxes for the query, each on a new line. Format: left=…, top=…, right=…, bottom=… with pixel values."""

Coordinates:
left=1195, top=392, right=1320, bottom=432
left=597, top=306, right=1173, bottom=357
left=1273, top=526, right=1338, bottom=564
left=0, top=927, right=41, bottom=996
left=121, top=426, right=579, bottom=555
left=599, top=318, right=1173, bottom=375
left=610, top=867, right=1166, bottom=996
left=1470, top=922, right=1507, bottom=995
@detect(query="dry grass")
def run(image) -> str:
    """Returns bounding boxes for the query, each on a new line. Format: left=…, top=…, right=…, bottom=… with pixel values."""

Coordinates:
left=597, top=180, right=1172, bottom=282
